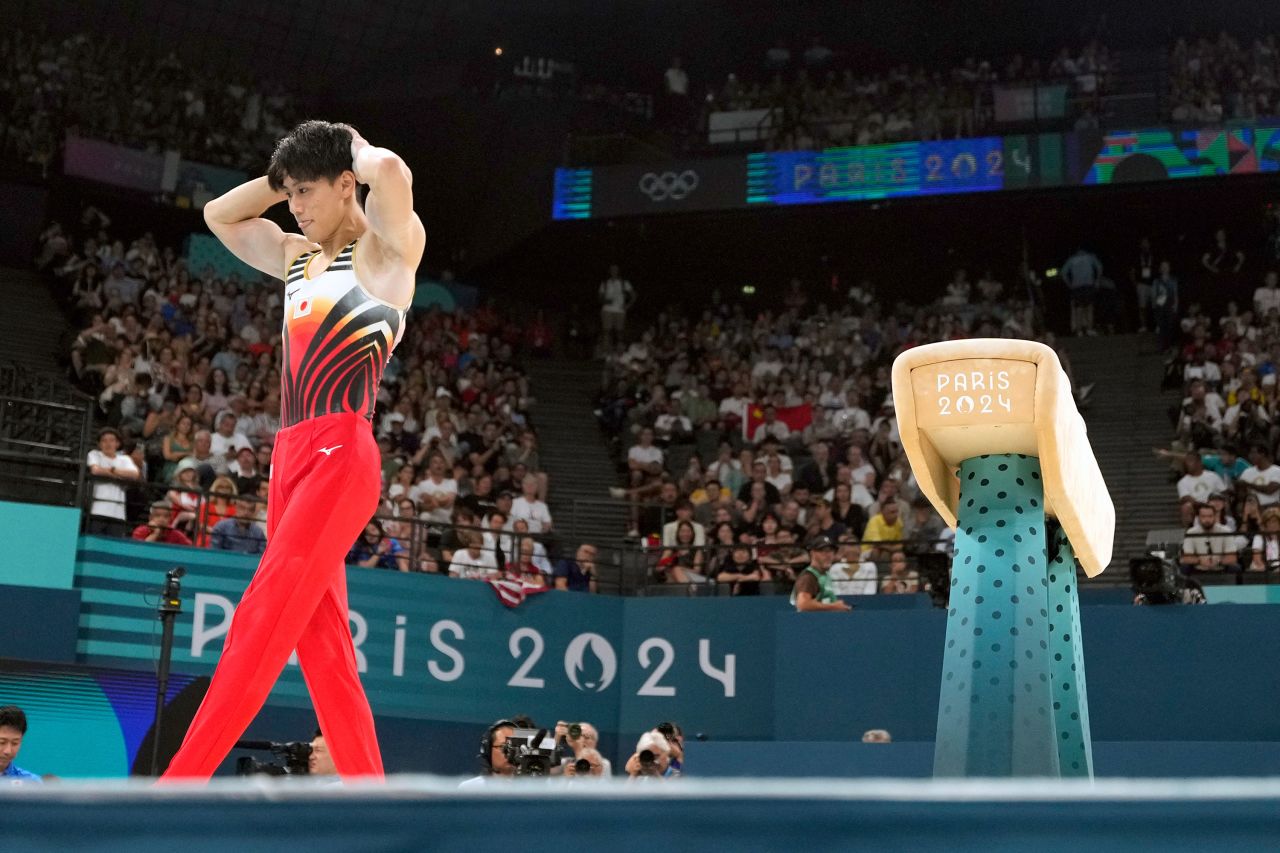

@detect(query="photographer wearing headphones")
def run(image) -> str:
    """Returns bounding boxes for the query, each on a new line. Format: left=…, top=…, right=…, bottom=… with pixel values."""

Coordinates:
left=460, top=720, right=518, bottom=788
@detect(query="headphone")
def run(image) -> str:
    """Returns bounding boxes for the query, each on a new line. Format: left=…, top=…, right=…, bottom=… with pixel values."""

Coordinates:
left=478, top=719, right=516, bottom=771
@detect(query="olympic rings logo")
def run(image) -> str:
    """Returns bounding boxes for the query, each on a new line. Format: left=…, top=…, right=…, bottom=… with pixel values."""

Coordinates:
left=638, top=170, right=699, bottom=201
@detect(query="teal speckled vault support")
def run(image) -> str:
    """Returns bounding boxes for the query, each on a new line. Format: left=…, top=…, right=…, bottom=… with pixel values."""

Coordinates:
left=933, top=454, right=1094, bottom=778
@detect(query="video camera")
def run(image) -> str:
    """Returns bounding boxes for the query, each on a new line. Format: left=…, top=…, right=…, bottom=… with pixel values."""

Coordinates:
left=1129, top=555, right=1204, bottom=605
left=502, top=728, right=562, bottom=777
left=233, top=739, right=312, bottom=776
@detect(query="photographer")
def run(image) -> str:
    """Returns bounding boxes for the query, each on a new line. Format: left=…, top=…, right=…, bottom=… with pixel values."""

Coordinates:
left=460, top=720, right=517, bottom=788
left=309, top=729, right=336, bottom=777
left=563, top=748, right=606, bottom=778
left=624, top=730, right=672, bottom=780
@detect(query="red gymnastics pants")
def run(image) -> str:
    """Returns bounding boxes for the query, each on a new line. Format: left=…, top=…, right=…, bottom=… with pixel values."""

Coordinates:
left=160, top=412, right=384, bottom=781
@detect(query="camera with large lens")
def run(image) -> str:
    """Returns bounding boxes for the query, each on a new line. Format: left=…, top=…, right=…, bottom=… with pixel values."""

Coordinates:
left=636, top=748, right=661, bottom=775
left=233, top=740, right=312, bottom=776
left=1130, top=555, right=1204, bottom=605
left=573, top=757, right=592, bottom=775
left=502, top=728, right=560, bottom=777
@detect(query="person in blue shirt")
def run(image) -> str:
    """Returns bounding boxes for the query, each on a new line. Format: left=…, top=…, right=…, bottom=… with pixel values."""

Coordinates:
left=347, top=520, right=408, bottom=571
left=209, top=497, right=268, bottom=554
left=553, top=543, right=598, bottom=592
left=0, top=705, right=41, bottom=784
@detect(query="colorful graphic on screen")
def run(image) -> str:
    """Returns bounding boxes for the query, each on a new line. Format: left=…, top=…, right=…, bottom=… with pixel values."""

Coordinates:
left=1083, top=125, right=1280, bottom=183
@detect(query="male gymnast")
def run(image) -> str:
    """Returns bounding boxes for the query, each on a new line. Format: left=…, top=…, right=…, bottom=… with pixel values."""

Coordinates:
left=160, top=120, right=424, bottom=781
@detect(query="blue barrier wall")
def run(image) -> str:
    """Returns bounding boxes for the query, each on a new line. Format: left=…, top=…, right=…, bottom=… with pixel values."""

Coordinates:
left=3, top=534, right=1279, bottom=777
left=0, top=501, right=81, bottom=589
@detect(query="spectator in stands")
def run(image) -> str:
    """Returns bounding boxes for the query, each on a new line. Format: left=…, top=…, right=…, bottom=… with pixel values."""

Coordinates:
left=184, top=431, right=218, bottom=489
left=86, top=426, right=140, bottom=536
left=1180, top=502, right=1241, bottom=573
left=417, top=453, right=458, bottom=532
left=829, top=536, right=879, bottom=595
left=661, top=499, right=706, bottom=547
left=1250, top=506, right=1280, bottom=571
left=656, top=520, right=703, bottom=583
left=1253, top=270, right=1280, bottom=319
left=809, top=497, right=847, bottom=542
left=791, top=536, right=852, bottom=612
left=862, top=500, right=904, bottom=560
left=448, top=528, right=501, bottom=579
left=1177, top=452, right=1228, bottom=505
left=209, top=497, right=267, bottom=554
left=348, top=520, right=409, bottom=572
left=714, top=542, right=766, bottom=596
left=830, top=481, right=869, bottom=538
left=0, top=705, right=40, bottom=784
left=599, top=264, right=635, bottom=349
left=194, top=476, right=238, bottom=547
left=554, top=543, right=599, bottom=593
left=505, top=538, right=549, bottom=589
left=131, top=500, right=193, bottom=546
left=209, top=411, right=251, bottom=475
left=160, top=413, right=196, bottom=483
left=229, top=446, right=262, bottom=494
left=1061, top=247, right=1102, bottom=336
left=1239, top=445, right=1280, bottom=507
left=879, top=550, right=921, bottom=593
left=510, top=474, right=553, bottom=534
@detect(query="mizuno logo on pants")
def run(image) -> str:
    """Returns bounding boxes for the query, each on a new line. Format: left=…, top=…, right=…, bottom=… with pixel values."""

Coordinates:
left=317, top=445, right=343, bottom=456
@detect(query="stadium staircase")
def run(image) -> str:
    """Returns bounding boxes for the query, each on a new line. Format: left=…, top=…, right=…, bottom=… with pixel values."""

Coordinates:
left=1061, top=333, right=1177, bottom=572
left=0, top=267, right=71, bottom=374
left=527, top=356, right=634, bottom=585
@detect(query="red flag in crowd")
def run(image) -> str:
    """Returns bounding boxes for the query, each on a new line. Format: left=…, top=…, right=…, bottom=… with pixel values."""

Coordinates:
left=743, top=402, right=813, bottom=440
left=486, top=577, right=549, bottom=608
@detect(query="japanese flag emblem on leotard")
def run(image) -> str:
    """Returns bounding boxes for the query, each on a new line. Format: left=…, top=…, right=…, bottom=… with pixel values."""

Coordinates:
left=294, top=297, right=312, bottom=319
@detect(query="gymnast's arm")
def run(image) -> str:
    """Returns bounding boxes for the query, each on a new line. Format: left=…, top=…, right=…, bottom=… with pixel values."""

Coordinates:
left=203, top=177, right=315, bottom=280
left=348, top=128, right=425, bottom=295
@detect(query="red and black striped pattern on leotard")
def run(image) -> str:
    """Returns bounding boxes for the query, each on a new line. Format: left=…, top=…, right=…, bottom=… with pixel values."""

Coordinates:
left=280, top=239, right=407, bottom=427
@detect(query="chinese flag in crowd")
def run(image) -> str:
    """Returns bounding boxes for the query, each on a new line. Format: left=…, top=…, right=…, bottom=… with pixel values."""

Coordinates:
left=486, top=577, right=549, bottom=608
left=743, top=402, right=813, bottom=439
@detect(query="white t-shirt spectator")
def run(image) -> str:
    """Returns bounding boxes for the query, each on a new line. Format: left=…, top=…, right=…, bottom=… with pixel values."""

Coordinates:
left=1239, top=464, right=1280, bottom=506
left=1183, top=361, right=1222, bottom=385
left=664, top=65, right=688, bottom=96
left=210, top=430, right=252, bottom=472
left=599, top=277, right=634, bottom=315
left=718, top=395, right=749, bottom=421
left=1182, top=522, right=1242, bottom=557
left=1254, top=284, right=1280, bottom=317
left=449, top=548, right=500, bottom=579
left=87, top=450, right=138, bottom=519
left=829, top=558, right=879, bottom=595
left=412, top=476, right=458, bottom=524
left=848, top=462, right=877, bottom=488
left=510, top=496, right=553, bottom=533
left=766, top=471, right=793, bottom=494
left=751, top=359, right=783, bottom=380
left=752, top=421, right=790, bottom=443
left=1176, top=469, right=1227, bottom=504
left=628, top=444, right=664, bottom=471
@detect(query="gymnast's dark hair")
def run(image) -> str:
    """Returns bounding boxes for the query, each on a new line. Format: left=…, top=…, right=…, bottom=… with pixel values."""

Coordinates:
left=266, top=120, right=354, bottom=191
left=0, top=705, right=28, bottom=734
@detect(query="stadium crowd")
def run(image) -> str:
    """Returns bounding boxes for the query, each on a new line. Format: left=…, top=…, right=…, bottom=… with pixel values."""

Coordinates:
left=1168, top=32, right=1280, bottom=123
left=594, top=266, right=1072, bottom=594
left=675, top=38, right=1110, bottom=148
left=40, top=205, right=596, bottom=589
left=1156, top=209, right=1280, bottom=574
left=0, top=28, right=299, bottom=173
